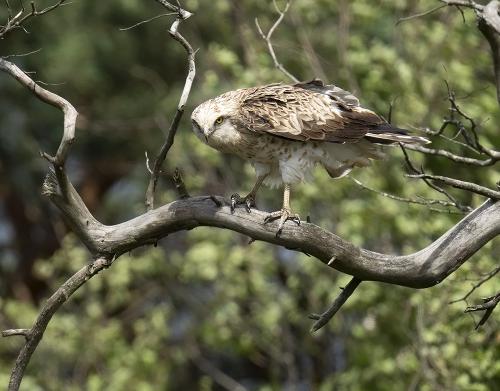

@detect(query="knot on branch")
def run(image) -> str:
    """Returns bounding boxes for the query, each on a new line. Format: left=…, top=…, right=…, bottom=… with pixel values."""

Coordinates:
left=86, top=256, right=115, bottom=279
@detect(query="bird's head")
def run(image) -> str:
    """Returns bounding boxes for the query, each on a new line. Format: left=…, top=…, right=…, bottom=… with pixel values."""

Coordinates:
left=191, top=94, right=238, bottom=143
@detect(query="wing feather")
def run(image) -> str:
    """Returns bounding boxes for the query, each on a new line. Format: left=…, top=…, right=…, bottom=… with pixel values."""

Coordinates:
left=233, top=80, right=429, bottom=145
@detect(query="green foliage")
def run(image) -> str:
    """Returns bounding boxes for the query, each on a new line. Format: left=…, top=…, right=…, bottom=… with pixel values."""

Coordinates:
left=0, top=0, right=499, bottom=389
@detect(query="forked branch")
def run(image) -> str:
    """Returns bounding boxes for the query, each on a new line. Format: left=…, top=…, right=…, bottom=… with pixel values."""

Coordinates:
left=0, top=58, right=77, bottom=168
left=0, top=0, right=68, bottom=39
left=255, top=0, right=299, bottom=83
left=144, top=2, right=196, bottom=210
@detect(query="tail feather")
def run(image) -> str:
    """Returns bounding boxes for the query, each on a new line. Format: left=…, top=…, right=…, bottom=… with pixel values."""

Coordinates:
left=365, top=132, right=430, bottom=145
left=365, top=124, right=430, bottom=145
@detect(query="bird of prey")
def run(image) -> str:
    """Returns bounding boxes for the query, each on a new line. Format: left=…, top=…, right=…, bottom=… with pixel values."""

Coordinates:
left=191, top=79, right=429, bottom=234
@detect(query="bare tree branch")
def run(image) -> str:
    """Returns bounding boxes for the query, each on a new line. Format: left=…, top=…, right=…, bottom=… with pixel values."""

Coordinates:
left=439, top=0, right=483, bottom=11
left=153, top=0, right=192, bottom=20
left=2, top=256, right=114, bottom=391
left=396, top=4, right=447, bottom=25
left=255, top=1, right=299, bottom=83
left=465, top=292, right=500, bottom=329
left=407, top=173, right=500, bottom=200
left=349, top=176, right=466, bottom=213
left=1, top=329, right=29, bottom=338
left=2, top=1, right=500, bottom=388
left=144, top=5, right=196, bottom=210
left=0, top=58, right=77, bottom=168
left=400, top=145, right=472, bottom=212
left=42, top=169, right=500, bottom=289
left=450, top=265, right=500, bottom=304
left=309, top=277, right=362, bottom=332
left=0, top=0, right=68, bottom=39
left=119, top=12, right=176, bottom=31
left=405, top=144, right=499, bottom=166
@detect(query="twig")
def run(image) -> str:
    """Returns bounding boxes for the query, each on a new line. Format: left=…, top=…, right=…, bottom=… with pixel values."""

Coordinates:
left=396, top=4, right=447, bottom=25
left=450, top=265, right=500, bottom=304
left=3, top=256, right=115, bottom=391
left=405, top=144, right=499, bottom=167
left=0, top=0, right=68, bottom=39
left=255, top=1, right=299, bottom=83
left=309, top=277, right=362, bottom=332
left=119, top=12, right=176, bottom=31
left=144, top=5, right=195, bottom=210
left=1, top=329, right=29, bottom=338
left=400, top=144, right=472, bottom=212
left=1, top=48, right=42, bottom=59
left=406, top=173, right=500, bottom=200
left=464, top=292, right=500, bottom=329
left=153, top=0, right=192, bottom=20
left=349, top=176, right=465, bottom=213
left=439, top=0, right=483, bottom=12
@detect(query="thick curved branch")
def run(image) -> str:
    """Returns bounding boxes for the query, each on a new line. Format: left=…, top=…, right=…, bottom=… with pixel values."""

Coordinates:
left=43, top=171, right=500, bottom=289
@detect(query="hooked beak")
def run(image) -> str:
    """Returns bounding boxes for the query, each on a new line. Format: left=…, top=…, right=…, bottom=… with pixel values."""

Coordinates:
left=192, top=119, right=214, bottom=143
left=204, top=128, right=215, bottom=142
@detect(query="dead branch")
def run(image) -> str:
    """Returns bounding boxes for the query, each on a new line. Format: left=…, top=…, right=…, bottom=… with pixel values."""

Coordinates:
left=255, top=0, right=299, bottom=83
left=42, top=169, right=500, bottom=290
left=465, top=292, right=500, bottom=329
left=2, top=2, right=500, bottom=389
left=396, top=4, right=447, bottom=25
left=349, top=176, right=466, bottom=213
left=450, top=265, right=500, bottom=304
left=0, top=0, right=68, bottom=39
left=153, top=0, right=192, bottom=20
left=407, top=173, right=500, bottom=200
left=2, top=257, right=114, bottom=391
left=400, top=145, right=472, bottom=212
left=0, top=59, right=77, bottom=168
left=144, top=4, right=195, bottom=210
left=309, top=277, right=362, bottom=332
left=439, top=0, right=483, bottom=11
left=405, top=144, right=499, bottom=166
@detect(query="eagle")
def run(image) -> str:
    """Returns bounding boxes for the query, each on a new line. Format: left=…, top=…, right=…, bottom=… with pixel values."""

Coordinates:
left=191, top=79, right=429, bottom=234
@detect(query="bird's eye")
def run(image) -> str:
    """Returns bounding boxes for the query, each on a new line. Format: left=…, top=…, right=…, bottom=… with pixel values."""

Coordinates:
left=214, top=116, right=224, bottom=125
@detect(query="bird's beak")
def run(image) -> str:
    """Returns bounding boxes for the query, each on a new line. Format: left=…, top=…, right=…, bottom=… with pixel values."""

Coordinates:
left=205, top=128, right=215, bottom=142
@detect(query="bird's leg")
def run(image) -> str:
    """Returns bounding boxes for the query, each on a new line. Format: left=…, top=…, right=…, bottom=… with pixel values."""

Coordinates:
left=231, top=175, right=267, bottom=213
left=264, top=184, right=300, bottom=235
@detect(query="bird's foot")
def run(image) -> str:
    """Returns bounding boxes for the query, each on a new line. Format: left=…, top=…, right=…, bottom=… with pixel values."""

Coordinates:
left=230, top=193, right=256, bottom=213
left=264, top=208, right=300, bottom=236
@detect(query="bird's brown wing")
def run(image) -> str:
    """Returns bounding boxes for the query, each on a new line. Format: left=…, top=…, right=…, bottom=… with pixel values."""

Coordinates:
left=234, top=80, right=388, bottom=143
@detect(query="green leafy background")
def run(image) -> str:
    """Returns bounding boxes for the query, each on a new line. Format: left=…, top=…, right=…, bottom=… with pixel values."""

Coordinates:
left=0, top=0, right=498, bottom=390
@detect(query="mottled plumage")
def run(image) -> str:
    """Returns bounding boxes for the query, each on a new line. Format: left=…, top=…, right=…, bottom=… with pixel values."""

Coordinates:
left=191, top=79, right=429, bottom=233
